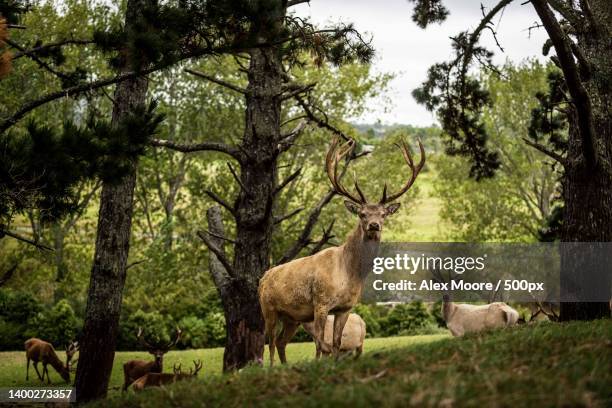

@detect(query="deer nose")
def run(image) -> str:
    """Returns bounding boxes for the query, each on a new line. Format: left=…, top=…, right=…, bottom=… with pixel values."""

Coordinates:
left=368, top=222, right=381, bottom=231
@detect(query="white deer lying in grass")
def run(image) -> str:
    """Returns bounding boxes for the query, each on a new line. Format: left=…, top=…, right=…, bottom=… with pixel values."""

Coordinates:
left=442, top=295, right=520, bottom=337
left=302, top=313, right=366, bottom=358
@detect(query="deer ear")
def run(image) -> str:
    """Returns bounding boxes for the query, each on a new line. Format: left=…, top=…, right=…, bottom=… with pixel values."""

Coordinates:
left=344, top=200, right=360, bottom=215
left=385, top=202, right=401, bottom=215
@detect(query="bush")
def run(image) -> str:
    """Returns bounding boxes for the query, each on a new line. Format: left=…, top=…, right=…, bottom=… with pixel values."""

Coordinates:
left=26, top=299, right=82, bottom=346
left=117, top=310, right=174, bottom=350
left=353, top=303, right=383, bottom=337
left=201, top=312, right=225, bottom=348
left=0, top=289, right=44, bottom=350
left=381, top=302, right=436, bottom=336
left=178, top=316, right=208, bottom=349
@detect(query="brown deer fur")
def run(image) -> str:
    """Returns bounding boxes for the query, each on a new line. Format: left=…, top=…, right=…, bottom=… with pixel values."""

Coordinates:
left=131, top=360, right=202, bottom=392
left=25, top=338, right=78, bottom=384
left=122, top=327, right=181, bottom=391
left=259, top=136, right=425, bottom=365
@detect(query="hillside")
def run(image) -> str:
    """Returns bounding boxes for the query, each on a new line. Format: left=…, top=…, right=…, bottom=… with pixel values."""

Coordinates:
left=89, top=320, right=612, bottom=407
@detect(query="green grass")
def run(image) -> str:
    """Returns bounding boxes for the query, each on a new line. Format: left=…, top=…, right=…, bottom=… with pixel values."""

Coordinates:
left=0, top=335, right=446, bottom=393
left=74, top=320, right=612, bottom=407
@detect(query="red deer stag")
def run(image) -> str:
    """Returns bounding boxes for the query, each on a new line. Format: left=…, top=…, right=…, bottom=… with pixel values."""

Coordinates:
left=122, top=327, right=181, bottom=391
left=25, top=339, right=79, bottom=384
left=132, top=360, right=203, bottom=392
left=259, top=136, right=425, bottom=365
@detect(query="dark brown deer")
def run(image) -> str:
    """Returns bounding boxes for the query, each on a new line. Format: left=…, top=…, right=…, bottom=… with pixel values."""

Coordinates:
left=25, top=338, right=78, bottom=384
left=259, top=136, right=425, bottom=365
left=132, top=360, right=203, bottom=392
left=122, top=327, right=181, bottom=391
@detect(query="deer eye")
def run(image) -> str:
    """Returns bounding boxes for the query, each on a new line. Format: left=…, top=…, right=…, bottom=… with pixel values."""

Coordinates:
left=359, top=213, right=366, bottom=219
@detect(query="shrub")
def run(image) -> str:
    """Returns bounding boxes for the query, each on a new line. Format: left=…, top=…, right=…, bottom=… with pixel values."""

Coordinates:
left=117, top=310, right=174, bottom=350
left=381, top=302, right=436, bottom=336
left=201, top=312, right=225, bottom=348
left=0, top=289, right=45, bottom=350
left=26, top=299, right=82, bottom=346
left=178, top=316, right=208, bottom=349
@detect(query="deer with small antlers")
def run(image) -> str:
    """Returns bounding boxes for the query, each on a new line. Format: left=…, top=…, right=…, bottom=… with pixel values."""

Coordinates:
left=122, top=327, right=181, bottom=391
left=131, top=360, right=203, bottom=392
left=259, top=136, right=425, bottom=365
left=25, top=338, right=79, bottom=384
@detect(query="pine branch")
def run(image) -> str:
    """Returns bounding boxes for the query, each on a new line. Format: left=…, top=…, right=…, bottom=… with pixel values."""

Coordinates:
left=0, top=262, right=19, bottom=287
left=274, top=207, right=304, bottom=225
left=226, top=162, right=251, bottom=196
left=150, top=138, right=242, bottom=161
left=185, top=68, right=247, bottom=94
left=294, top=95, right=350, bottom=141
left=0, top=66, right=160, bottom=134
left=12, top=39, right=94, bottom=60
left=308, top=220, right=336, bottom=255
left=531, top=0, right=596, bottom=167
left=277, top=189, right=335, bottom=265
left=197, top=229, right=235, bottom=279
left=205, top=190, right=236, bottom=216
left=275, top=167, right=302, bottom=195
left=5, top=38, right=72, bottom=80
left=287, top=0, right=310, bottom=7
left=0, top=228, right=53, bottom=251
left=278, top=120, right=307, bottom=153
left=522, top=138, right=567, bottom=166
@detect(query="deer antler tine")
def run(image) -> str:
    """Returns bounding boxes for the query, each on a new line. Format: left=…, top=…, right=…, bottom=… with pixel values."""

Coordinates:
left=379, top=183, right=388, bottom=204
left=380, top=137, right=426, bottom=204
left=354, top=180, right=367, bottom=203
left=137, top=327, right=155, bottom=350
left=325, top=136, right=366, bottom=204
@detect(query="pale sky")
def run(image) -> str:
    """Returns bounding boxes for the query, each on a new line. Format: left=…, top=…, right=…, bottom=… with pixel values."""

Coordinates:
left=293, top=0, right=550, bottom=126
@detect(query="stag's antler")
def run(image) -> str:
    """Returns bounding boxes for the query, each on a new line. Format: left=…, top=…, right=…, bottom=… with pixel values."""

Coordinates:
left=325, top=137, right=367, bottom=204
left=173, top=363, right=182, bottom=374
left=137, top=327, right=156, bottom=350
left=190, top=360, right=203, bottom=376
left=380, top=138, right=426, bottom=204
left=162, top=327, right=182, bottom=350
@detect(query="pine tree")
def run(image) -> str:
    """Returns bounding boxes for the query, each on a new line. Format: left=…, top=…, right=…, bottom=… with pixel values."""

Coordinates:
left=410, top=0, right=611, bottom=320
left=152, top=0, right=373, bottom=370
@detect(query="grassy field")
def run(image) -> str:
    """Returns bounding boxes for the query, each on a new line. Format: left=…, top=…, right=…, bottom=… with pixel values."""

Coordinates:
left=82, top=320, right=610, bottom=407
left=0, top=334, right=447, bottom=392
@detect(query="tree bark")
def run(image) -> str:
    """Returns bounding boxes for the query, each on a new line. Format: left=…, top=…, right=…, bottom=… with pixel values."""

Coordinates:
left=220, top=46, right=283, bottom=371
left=557, top=0, right=611, bottom=320
left=74, top=0, right=149, bottom=402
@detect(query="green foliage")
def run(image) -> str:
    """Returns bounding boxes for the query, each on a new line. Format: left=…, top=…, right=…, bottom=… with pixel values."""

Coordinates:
left=381, top=302, right=436, bottom=336
left=26, top=299, right=81, bottom=346
left=407, top=0, right=449, bottom=29
left=0, top=289, right=43, bottom=349
left=434, top=61, right=561, bottom=242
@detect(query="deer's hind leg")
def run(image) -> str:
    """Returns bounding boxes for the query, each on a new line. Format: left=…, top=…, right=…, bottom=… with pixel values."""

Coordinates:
left=276, top=320, right=299, bottom=364
left=32, top=361, right=43, bottom=382
left=26, top=358, right=30, bottom=381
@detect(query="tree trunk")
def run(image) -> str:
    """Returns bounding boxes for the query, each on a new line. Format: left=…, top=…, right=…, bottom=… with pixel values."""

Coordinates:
left=560, top=1, right=611, bottom=320
left=220, top=46, right=283, bottom=371
left=74, top=0, right=149, bottom=401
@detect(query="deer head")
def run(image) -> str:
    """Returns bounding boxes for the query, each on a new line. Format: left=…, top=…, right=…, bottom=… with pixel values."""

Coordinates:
left=325, top=136, right=425, bottom=240
left=137, top=327, right=182, bottom=369
left=65, top=341, right=79, bottom=373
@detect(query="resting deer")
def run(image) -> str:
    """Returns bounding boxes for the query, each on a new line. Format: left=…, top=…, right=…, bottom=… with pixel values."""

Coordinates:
left=122, top=327, right=181, bottom=391
left=259, top=136, right=425, bottom=365
left=132, top=360, right=203, bottom=392
left=25, top=338, right=78, bottom=384
left=302, top=313, right=366, bottom=359
left=442, top=295, right=520, bottom=337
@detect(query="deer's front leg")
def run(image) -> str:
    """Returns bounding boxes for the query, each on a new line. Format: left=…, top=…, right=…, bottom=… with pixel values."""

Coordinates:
left=332, top=311, right=349, bottom=359
left=314, top=306, right=331, bottom=355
